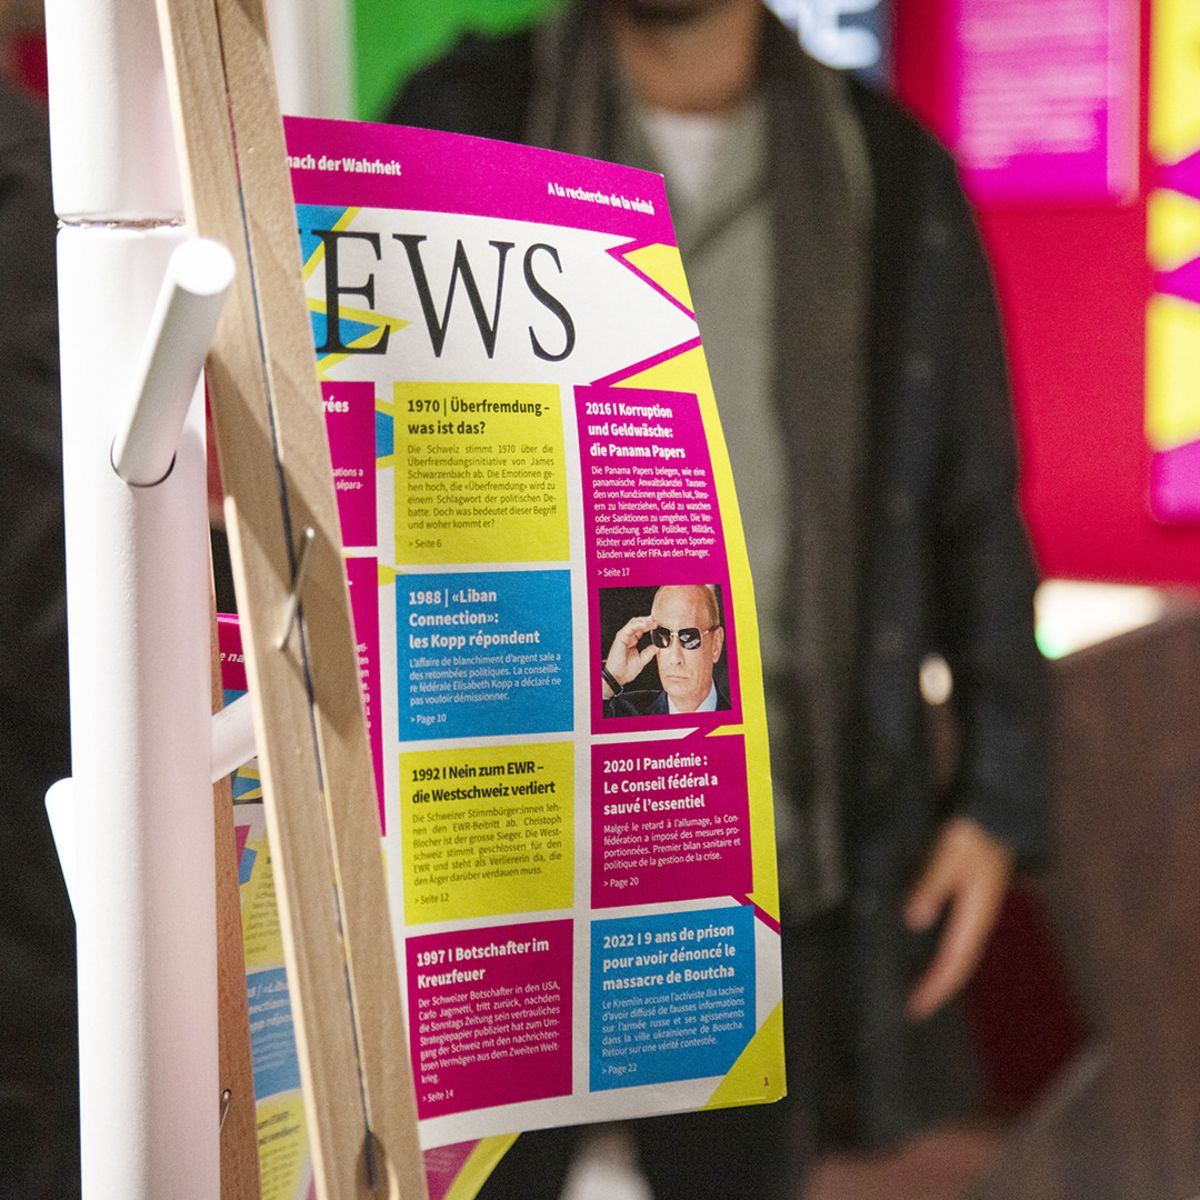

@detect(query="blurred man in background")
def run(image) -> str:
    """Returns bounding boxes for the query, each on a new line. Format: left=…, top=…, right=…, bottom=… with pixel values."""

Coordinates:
left=394, top=1, right=1046, bottom=1196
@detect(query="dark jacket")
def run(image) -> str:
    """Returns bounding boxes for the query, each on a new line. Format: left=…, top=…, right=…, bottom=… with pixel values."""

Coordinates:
left=0, top=80, right=80, bottom=1194
left=389, top=12, right=1046, bottom=1148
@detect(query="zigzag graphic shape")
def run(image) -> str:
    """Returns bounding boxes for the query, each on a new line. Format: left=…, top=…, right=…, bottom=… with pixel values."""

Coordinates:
left=1146, top=0, right=1200, bottom=521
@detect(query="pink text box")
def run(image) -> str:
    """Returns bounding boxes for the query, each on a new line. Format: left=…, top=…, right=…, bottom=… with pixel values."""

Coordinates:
left=591, top=736, right=751, bottom=908
left=323, top=380, right=377, bottom=549
left=406, top=919, right=573, bottom=1119
left=345, top=554, right=383, bottom=828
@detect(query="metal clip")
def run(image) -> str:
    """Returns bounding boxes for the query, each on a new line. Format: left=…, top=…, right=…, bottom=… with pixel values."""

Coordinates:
left=219, top=1089, right=232, bottom=1133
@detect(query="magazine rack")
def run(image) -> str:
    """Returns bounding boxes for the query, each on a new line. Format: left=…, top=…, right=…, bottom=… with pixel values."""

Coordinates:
left=42, top=1, right=426, bottom=1196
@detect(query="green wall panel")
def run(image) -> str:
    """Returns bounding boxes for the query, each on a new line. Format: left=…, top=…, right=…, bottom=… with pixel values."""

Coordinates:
left=354, top=0, right=562, bottom=119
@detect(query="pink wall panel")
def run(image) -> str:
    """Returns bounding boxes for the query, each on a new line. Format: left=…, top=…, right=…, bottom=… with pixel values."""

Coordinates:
left=894, top=0, right=1200, bottom=586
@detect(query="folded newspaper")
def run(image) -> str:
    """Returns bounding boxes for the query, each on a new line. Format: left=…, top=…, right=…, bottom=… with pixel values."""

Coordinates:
left=220, top=115, right=783, bottom=1200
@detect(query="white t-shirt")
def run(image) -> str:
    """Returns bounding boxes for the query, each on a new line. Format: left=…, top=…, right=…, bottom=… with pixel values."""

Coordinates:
left=638, top=105, right=736, bottom=210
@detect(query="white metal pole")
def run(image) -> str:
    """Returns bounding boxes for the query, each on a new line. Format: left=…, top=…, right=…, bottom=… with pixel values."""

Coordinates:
left=44, top=1, right=221, bottom=1196
left=112, top=238, right=235, bottom=487
left=44, top=0, right=179, bottom=221
left=266, top=0, right=355, bottom=118
left=44, top=779, right=78, bottom=912
left=211, top=694, right=258, bottom=786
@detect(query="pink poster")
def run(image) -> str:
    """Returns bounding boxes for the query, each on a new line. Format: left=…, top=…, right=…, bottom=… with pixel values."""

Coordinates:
left=948, top=0, right=1138, bottom=202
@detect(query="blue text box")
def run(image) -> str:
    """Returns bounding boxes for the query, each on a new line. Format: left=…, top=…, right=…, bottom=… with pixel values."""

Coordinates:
left=589, top=905, right=755, bottom=1091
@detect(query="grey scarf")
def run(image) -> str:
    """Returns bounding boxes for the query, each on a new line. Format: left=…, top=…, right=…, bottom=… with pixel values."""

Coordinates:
left=525, top=5, right=872, bottom=919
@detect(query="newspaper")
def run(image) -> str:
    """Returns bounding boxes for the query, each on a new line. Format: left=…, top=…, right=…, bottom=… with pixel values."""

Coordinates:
left=220, top=115, right=784, bottom=1200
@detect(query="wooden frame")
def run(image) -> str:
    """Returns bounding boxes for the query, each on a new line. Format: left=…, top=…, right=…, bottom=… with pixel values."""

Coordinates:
left=155, top=2, right=426, bottom=1195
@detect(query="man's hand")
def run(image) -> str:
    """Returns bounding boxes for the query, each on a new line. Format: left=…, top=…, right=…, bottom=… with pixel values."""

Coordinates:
left=903, top=816, right=1014, bottom=1021
left=602, top=614, right=660, bottom=697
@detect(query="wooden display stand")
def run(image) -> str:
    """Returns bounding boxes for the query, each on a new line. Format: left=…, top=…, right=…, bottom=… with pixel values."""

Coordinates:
left=156, top=1, right=426, bottom=1194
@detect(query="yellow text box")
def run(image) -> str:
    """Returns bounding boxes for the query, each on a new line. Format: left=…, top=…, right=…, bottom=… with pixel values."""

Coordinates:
left=400, top=741, right=574, bottom=924
left=255, top=1094, right=310, bottom=1200
left=240, top=834, right=284, bottom=971
left=392, top=381, right=568, bottom=565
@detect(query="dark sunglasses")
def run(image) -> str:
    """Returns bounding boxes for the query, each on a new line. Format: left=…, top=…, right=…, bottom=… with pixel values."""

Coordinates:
left=651, top=625, right=718, bottom=651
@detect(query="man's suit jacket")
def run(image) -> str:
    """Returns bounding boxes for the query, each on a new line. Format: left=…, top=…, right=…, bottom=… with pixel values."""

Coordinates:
left=603, top=687, right=730, bottom=718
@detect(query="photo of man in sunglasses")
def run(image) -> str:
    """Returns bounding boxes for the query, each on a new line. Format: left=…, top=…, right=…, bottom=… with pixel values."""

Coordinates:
left=601, top=583, right=730, bottom=716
